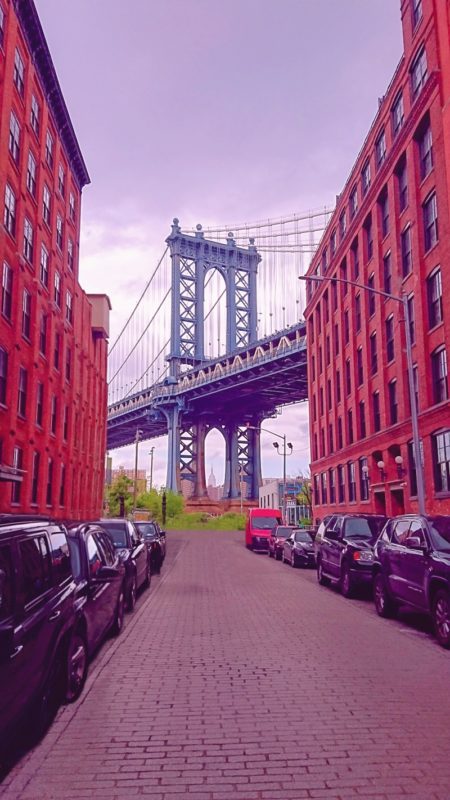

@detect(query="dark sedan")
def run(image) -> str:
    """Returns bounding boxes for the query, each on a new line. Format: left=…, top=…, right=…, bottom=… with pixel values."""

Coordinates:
left=92, top=519, right=150, bottom=611
left=282, top=529, right=315, bottom=568
left=67, top=523, right=126, bottom=656
left=373, top=514, right=450, bottom=647
left=135, top=521, right=166, bottom=574
left=268, top=525, right=295, bottom=560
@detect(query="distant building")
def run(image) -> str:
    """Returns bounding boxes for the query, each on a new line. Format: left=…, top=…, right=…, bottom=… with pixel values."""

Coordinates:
left=0, top=0, right=109, bottom=519
left=111, top=468, right=146, bottom=495
left=207, top=466, right=223, bottom=500
left=259, top=478, right=310, bottom=524
left=305, top=0, right=450, bottom=519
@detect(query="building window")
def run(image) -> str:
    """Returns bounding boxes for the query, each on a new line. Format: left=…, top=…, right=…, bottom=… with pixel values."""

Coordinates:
left=413, top=363, right=419, bottom=412
left=389, top=379, right=398, bottom=424
left=56, top=215, right=63, bottom=250
left=30, top=94, right=40, bottom=136
left=370, top=332, right=378, bottom=375
left=327, top=378, right=332, bottom=408
left=336, top=370, right=341, bottom=404
left=0, top=347, right=7, bottom=405
left=348, top=462, right=356, bottom=502
left=331, top=279, right=337, bottom=311
left=31, top=452, right=40, bottom=504
left=46, top=459, right=53, bottom=506
left=364, top=215, right=373, bottom=261
left=45, top=130, right=54, bottom=169
left=67, top=239, right=74, bottom=271
left=359, top=401, right=366, bottom=439
left=321, top=248, right=328, bottom=275
left=391, top=92, right=404, bottom=137
left=43, top=184, right=51, bottom=226
left=22, top=289, right=31, bottom=339
left=361, top=159, right=371, bottom=196
left=375, top=129, right=386, bottom=169
left=355, top=294, right=361, bottom=332
left=345, top=359, right=351, bottom=395
left=40, top=244, right=49, bottom=288
left=318, top=346, right=323, bottom=372
left=339, top=209, right=346, bottom=241
left=432, top=430, right=450, bottom=493
left=39, top=313, right=47, bottom=356
left=340, top=258, right=348, bottom=296
left=36, top=382, right=43, bottom=426
left=328, top=423, right=334, bottom=452
left=401, top=226, right=412, bottom=277
left=351, top=241, right=359, bottom=280
left=69, top=192, right=76, bottom=222
left=373, top=391, right=381, bottom=432
left=23, top=218, right=34, bottom=264
left=321, top=473, right=327, bottom=505
left=326, top=335, right=330, bottom=365
left=11, top=447, right=23, bottom=504
left=386, top=315, right=395, bottom=362
left=17, top=366, right=27, bottom=417
left=26, top=151, right=37, bottom=198
left=314, top=474, right=320, bottom=503
left=319, top=387, right=324, bottom=415
left=423, top=192, right=438, bottom=251
left=60, top=464, right=66, bottom=506
left=348, top=409, right=354, bottom=444
left=379, top=190, right=389, bottom=238
left=418, top=121, right=433, bottom=180
left=368, top=274, right=376, bottom=316
left=407, top=294, right=415, bottom=345
left=54, top=271, right=61, bottom=307
left=58, top=164, right=65, bottom=197
left=320, top=429, right=325, bottom=457
left=2, top=262, right=12, bottom=321
left=427, top=267, right=443, bottom=328
left=13, top=48, right=25, bottom=96
left=383, top=252, right=392, bottom=295
left=50, top=395, right=57, bottom=434
left=338, top=464, right=345, bottom=503
left=344, top=310, right=349, bottom=344
left=411, top=46, right=427, bottom=98
left=63, top=405, right=69, bottom=440
left=356, top=347, right=363, bottom=386
left=334, top=323, right=339, bottom=356
left=65, top=347, right=72, bottom=382
left=312, top=395, right=317, bottom=422
left=329, top=469, right=336, bottom=504
left=324, top=291, right=329, bottom=323
left=54, top=331, right=61, bottom=370
left=8, top=111, right=20, bottom=164
left=396, top=157, right=408, bottom=212
left=337, top=417, right=343, bottom=449
left=311, top=354, right=315, bottom=381
left=4, top=184, right=16, bottom=237
left=349, top=185, right=358, bottom=219
left=431, top=347, right=448, bottom=404
left=408, top=439, right=423, bottom=497
left=412, top=0, right=422, bottom=29
left=359, top=458, right=369, bottom=501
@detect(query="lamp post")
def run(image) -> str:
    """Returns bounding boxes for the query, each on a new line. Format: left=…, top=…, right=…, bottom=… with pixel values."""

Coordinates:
left=148, top=447, right=155, bottom=492
left=133, top=428, right=144, bottom=510
left=247, top=424, right=293, bottom=522
left=300, top=274, right=425, bottom=515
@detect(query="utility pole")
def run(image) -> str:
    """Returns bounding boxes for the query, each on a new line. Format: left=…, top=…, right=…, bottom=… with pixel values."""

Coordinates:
left=148, top=447, right=155, bottom=492
left=133, top=428, right=143, bottom=510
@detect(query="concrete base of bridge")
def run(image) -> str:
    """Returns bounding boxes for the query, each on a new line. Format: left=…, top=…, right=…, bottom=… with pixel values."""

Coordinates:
left=185, top=497, right=258, bottom=516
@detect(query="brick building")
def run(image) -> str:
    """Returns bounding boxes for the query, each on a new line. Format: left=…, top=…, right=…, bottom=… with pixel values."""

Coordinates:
left=305, top=0, right=450, bottom=519
left=0, top=0, right=110, bottom=518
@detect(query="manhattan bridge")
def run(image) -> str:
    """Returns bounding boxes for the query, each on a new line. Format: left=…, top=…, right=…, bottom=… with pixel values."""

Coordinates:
left=107, top=209, right=332, bottom=502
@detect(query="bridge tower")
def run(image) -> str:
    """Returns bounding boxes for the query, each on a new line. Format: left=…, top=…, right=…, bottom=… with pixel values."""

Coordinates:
left=162, top=219, right=263, bottom=502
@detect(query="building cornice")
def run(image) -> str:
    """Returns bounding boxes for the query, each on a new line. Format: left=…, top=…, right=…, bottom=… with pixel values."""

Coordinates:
left=14, top=0, right=90, bottom=189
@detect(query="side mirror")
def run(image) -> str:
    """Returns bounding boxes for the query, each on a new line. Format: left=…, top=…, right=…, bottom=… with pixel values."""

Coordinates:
left=405, top=536, right=426, bottom=551
left=95, top=565, right=121, bottom=581
left=325, top=528, right=338, bottom=541
left=160, top=530, right=166, bottom=537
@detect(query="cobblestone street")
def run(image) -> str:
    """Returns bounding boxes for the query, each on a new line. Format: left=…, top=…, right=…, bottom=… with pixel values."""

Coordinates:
left=3, top=529, right=450, bottom=800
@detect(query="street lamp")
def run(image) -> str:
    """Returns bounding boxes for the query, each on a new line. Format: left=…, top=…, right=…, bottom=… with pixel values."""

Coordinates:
left=300, top=273, right=425, bottom=515
left=148, top=447, right=155, bottom=492
left=133, top=428, right=144, bottom=510
left=247, top=423, right=293, bottom=522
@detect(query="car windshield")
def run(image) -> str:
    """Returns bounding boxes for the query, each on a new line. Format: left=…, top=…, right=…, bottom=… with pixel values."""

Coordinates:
left=136, top=523, right=157, bottom=537
left=252, top=516, right=281, bottom=530
left=344, top=517, right=385, bottom=541
left=428, top=517, right=450, bottom=552
left=294, top=531, right=313, bottom=543
left=276, top=527, right=293, bottom=537
left=99, top=523, right=128, bottom=548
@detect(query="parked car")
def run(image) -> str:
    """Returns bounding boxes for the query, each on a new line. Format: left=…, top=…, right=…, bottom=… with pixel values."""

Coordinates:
left=268, top=525, right=295, bottom=560
left=245, top=508, right=283, bottom=551
left=66, top=523, right=126, bottom=653
left=134, top=521, right=166, bottom=574
left=282, top=529, right=316, bottom=567
left=0, top=515, right=88, bottom=748
left=316, top=514, right=386, bottom=597
left=373, top=514, right=450, bottom=647
left=92, top=519, right=150, bottom=611
left=313, top=514, right=334, bottom=559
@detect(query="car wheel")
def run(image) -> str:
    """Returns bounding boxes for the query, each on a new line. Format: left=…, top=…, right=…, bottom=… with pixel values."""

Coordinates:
left=112, top=585, right=125, bottom=635
left=317, top=559, right=330, bottom=586
left=127, top=575, right=137, bottom=612
left=291, top=553, right=296, bottom=568
left=340, top=564, right=354, bottom=598
left=65, top=631, right=88, bottom=703
left=432, top=589, right=450, bottom=648
left=373, top=573, right=396, bottom=618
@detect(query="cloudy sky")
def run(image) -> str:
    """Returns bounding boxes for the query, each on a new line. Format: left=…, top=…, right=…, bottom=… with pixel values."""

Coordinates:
left=36, top=0, right=403, bottom=487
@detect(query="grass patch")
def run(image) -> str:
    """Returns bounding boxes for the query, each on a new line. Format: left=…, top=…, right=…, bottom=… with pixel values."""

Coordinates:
left=166, top=512, right=246, bottom=530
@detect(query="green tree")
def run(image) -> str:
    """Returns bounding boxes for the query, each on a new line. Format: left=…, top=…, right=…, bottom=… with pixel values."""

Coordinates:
left=135, top=487, right=184, bottom=521
left=296, top=477, right=312, bottom=520
left=106, top=473, right=133, bottom=517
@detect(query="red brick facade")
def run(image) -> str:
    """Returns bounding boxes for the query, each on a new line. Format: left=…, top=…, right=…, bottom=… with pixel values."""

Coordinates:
left=305, top=0, right=450, bottom=520
left=0, top=0, right=109, bottom=519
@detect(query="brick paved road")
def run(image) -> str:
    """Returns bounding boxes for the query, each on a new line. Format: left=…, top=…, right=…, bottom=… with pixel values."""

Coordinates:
left=3, top=529, right=450, bottom=800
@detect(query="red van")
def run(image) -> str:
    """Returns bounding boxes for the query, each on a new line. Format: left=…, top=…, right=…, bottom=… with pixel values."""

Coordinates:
left=245, top=507, right=283, bottom=551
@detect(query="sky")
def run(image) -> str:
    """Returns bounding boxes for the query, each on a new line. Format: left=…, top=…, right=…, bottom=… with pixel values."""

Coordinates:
left=35, top=0, right=403, bottom=488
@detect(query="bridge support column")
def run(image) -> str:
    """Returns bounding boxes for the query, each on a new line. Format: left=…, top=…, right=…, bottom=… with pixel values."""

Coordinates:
left=193, top=423, right=208, bottom=498
left=223, top=424, right=239, bottom=499
left=248, top=421, right=262, bottom=501
left=162, top=403, right=182, bottom=493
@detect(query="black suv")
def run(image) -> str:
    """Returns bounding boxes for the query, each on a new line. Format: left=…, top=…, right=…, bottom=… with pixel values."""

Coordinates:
left=93, top=519, right=150, bottom=611
left=373, top=515, right=450, bottom=648
left=134, top=521, right=166, bottom=574
left=316, top=514, right=387, bottom=597
left=0, top=516, right=88, bottom=749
